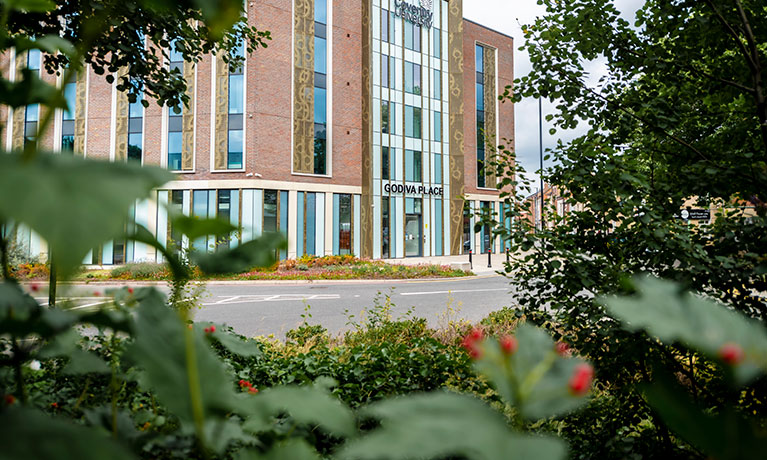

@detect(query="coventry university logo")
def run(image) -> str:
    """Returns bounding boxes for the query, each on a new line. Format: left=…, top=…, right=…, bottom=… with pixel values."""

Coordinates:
left=394, top=0, right=434, bottom=28
left=420, top=0, right=433, bottom=10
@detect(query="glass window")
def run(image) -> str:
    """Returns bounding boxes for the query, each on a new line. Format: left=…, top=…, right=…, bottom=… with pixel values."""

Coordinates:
left=25, top=104, right=39, bottom=122
left=381, top=196, right=390, bottom=259
left=433, top=28, right=441, bottom=58
left=168, top=131, right=182, bottom=171
left=129, top=91, right=144, bottom=118
left=315, top=0, right=327, bottom=24
left=405, top=61, right=421, bottom=95
left=63, top=83, right=77, bottom=120
left=128, top=133, right=142, bottom=163
left=228, top=130, right=243, bottom=169
left=218, top=190, right=231, bottom=223
left=382, top=10, right=389, bottom=43
left=263, top=190, right=278, bottom=233
left=382, top=146, right=390, bottom=180
left=405, top=105, right=421, bottom=139
left=434, top=111, right=441, bottom=142
left=405, top=150, right=421, bottom=182
left=404, top=21, right=413, bottom=50
left=314, top=87, right=327, bottom=124
left=381, top=100, right=390, bottom=134
left=338, top=194, right=352, bottom=255
left=414, top=24, right=421, bottom=51
left=61, top=135, right=74, bottom=152
left=315, top=37, right=327, bottom=74
left=27, top=49, right=41, bottom=70
left=433, top=69, right=441, bottom=99
left=476, top=83, right=484, bottom=111
left=382, top=55, right=389, bottom=88
left=435, top=154, right=443, bottom=183
left=228, top=74, right=244, bottom=114
left=476, top=44, right=484, bottom=72
left=314, top=125, right=326, bottom=175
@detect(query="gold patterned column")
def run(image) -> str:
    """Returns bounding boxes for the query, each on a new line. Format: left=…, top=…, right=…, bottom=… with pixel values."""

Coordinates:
left=73, top=69, right=87, bottom=155
left=11, top=53, right=25, bottom=151
left=360, top=0, right=373, bottom=258
left=293, top=0, right=315, bottom=173
left=114, top=69, right=129, bottom=161
left=483, top=46, right=496, bottom=188
left=181, top=61, right=195, bottom=171
left=214, top=53, right=229, bottom=170
left=448, top=0, right=465, bottom=255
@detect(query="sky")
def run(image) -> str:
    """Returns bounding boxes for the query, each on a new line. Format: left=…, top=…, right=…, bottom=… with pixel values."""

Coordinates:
left=463, top=0, right=644, bottom=194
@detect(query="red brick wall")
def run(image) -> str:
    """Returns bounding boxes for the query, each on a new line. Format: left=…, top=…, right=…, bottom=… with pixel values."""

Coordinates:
left=462, top=19, right=515, bottom=196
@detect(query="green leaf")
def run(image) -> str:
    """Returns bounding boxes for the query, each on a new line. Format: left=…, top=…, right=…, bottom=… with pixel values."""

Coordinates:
left=1, top=0, right=55, bottom=13
left=14, top=35, right=77, bottom=57
left=235, top=440, right=321, bottom=460
left=193, top=232, right=285, bottom=274
left=39, top=329, right=109, bottom=374
left=641, top=374, right=767, bottom=460
left=208, top=327, right=262, bottom=358
left=0, top=154, right=173, bottom=278
left=338, top=392, right=566, bottom=460
left=602, top=277, right=767, bottom=384
left=125, top=288, right=242, bottom=453
left=170, top=215, right=237, bottom=241
left=242, top=385, right=355, bottom=438
left=474, top=324, right=591, bottom=420
left=0, top=69, right=65, bottom=109
left=0, top=406, right=135, bottom=460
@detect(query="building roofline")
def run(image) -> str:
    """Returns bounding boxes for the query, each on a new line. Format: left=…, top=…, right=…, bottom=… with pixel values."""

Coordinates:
left=462, top=18, right=514, bottom=42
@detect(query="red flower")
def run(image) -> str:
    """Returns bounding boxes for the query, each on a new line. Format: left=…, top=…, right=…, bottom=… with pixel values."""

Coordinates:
left=127, top=287, right=134, bottom=294
left=718, top=343, right=744, bottom=365
left=500, top=335, right=518, bottom=355
left=51, top=402, right=59, bottom=409
left=461, top=328, right=484, bottom=359
left=4, top=394, right=15, bottom=405
left=30, top=283, right=40, bottom=292
left=555, top=342, right=569, bottom=356
left=248, top=387, right=258, bottom=395
left=568, top=363, right=594, bottom=396
left=93, top=291, right=100, bottom=297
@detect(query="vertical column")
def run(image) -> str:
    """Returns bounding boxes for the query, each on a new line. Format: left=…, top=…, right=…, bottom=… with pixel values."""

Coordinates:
left=73, top=69, right=87, bottom=155
left=293, top=0, right=315, bottom=173
left=114, top=69, right=130, bottom=161
left=214, top=53, right=229, bottom=170
left=447, top=0, right=465, bottom=255
left=360, top=0, right=374, bottom=258
left=11, top=53, right=25, bottom=151
left=181, top=59, right=196, bottom=171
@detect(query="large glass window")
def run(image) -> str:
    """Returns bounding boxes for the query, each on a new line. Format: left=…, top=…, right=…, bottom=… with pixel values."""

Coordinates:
left=61, top=76, right=77, bottom=152
left=128, top=89, right=143, bottom=163
left=381, top=100, right=390, bottom=134
left=227, top=44, right=244, bottom=169
left=338, top=194, right=352, bottom=255
left=24, top=50, right=41, bottom=146
left=381, top=196, right=390, bottom=259
left=433, top=69, right=441, bottom=99
left=313, top=0, right=328, bottom=175
left=433, top=28, right=441, bottom=58
left=263, top=190, right=278, bottom=232
left=192, top=190, right=210, bottom=253
left=381, top=55, right=395, bottom=89
left=169, top=190, right=184, bottom=253
left=217, top=190, right=232, bottom=249
left=476, top=44, right=487, bottom=188
left=404, top=22, right=421, bottom=52
left=405, top=61, right=421, bottom=95
left=434, top=111, right=441, bottom=142
left=382, top=146, right=392, bottom=180
left=405, top=105, right=421, bottom=139
left=405, top=150, right=422, bottom=182
left=167, top=130, right=182, bottom=171
left=462, top=201, right=472, bottom=254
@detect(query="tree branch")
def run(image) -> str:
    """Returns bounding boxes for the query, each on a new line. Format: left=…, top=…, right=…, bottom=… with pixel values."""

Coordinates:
left=703, top=0, right=757, bottom=72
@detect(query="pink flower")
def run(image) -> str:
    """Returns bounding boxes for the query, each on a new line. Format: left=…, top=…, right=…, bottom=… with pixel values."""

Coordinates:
left=555, top=342, right=569, bottom=356
left=461, top=328, right=484, bottom=359
left=568, top=363, right=594, bottom=396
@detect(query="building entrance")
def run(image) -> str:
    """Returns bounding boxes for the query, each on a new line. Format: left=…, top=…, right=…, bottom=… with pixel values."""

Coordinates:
left=404, top=214, right=422, bottom=257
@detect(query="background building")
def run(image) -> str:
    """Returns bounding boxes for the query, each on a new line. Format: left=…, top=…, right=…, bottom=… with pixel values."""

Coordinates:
left=2, top=0, right=514, bottom=264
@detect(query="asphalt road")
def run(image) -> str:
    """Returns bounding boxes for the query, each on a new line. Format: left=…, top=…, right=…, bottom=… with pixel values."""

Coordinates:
left=193, top=275, right=516, bottom=338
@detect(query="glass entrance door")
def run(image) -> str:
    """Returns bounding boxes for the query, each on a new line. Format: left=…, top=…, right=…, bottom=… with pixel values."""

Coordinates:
left=405, top=214, right=422, bottom=257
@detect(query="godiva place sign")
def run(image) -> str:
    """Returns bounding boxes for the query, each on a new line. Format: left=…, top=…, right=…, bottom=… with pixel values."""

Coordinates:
left=384, top=183, right=444, bottom=197
left=394, top=0, right=434, bottom=29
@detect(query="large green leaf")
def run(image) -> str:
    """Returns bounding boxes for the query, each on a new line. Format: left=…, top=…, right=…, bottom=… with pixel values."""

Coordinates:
left=603, top=277, right=767, bottom=384
left=235, top=440, right=321, bottom=460
left=242, top=385, right=355, bottom=438
left=474, top=324, right=591, bottom=420
left=170, top=214, right=237, bottom=241
left=0, top=281, right=77, bottom=337
left=0, top=406, right=135, bottom=460
left=1, top=0, right=55, bottom=13
left=0, top=154, right=173, bottom=278
left=39, top=328, right=110, bottom=374
left=0, top=69, right=65, bottom=109
left=337, top=392, right=566, bottom=460
left=206, top=326, right=262, bottom=358
left=124, top=288, right=242, bottom=453
left=193, top=232, right=285, bottom=274
left=641, top=374, right=767, bottom=460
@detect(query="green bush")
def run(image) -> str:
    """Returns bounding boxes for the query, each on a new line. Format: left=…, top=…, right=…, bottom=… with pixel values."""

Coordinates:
left=109, top=262, right=169, bottom=280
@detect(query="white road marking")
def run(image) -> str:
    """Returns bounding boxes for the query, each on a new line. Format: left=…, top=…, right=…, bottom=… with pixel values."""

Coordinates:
left=400, top=288, right=507, bottom=296
left=202, top=294, right=341, bottom=306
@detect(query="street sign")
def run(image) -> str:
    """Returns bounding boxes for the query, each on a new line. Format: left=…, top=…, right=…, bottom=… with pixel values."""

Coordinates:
left=679, top=208, right=710, bottom=221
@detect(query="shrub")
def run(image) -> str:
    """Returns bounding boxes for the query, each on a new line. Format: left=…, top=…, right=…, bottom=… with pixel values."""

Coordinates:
left=109, top=262, right=169, bottom=280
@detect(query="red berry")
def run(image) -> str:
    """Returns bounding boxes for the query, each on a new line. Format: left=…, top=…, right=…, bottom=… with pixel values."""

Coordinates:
left=30, top=283, right=39, bottom=292
left=93, top=291, right=100, bottom=297
left=209, top=325, right=216, bottom=333
left=568, top=363, right=594, bottom=396
left=555, top=342, right=569, bottom=356
left=4, top=394, right=15, bottom=405
left=461, top=328, right=485, bottom=359
left=127, top=287, right=134, bottom=294
left=500, top=335, right=518, bottom=355
left=248, top=387, right=258, bottom=394
left=718, top=343, right=744, bottom=365
left=51, top=402, right=59, bottom=408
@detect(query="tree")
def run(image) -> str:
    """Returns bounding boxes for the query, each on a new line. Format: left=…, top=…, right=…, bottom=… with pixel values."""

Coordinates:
left=492, top=0, right=767, bottom=456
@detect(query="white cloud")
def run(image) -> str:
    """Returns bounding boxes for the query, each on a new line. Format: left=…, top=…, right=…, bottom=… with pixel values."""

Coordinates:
left=463, top=0, right=644, bottom=193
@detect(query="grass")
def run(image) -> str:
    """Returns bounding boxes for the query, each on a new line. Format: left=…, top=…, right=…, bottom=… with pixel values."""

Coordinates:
left=16, top=256, right=474, bottom=281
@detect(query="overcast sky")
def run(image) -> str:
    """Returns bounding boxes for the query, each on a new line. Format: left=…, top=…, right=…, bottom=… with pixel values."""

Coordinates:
left=463, top=0, right=644, bottom=194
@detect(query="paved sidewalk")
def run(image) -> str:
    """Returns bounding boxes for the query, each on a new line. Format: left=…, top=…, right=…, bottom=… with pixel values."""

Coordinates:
left=385, top=253, right=511, bottom=275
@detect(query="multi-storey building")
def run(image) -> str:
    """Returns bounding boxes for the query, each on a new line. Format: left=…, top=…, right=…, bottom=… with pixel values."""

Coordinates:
left=2, top=0, right=514, bottom=264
